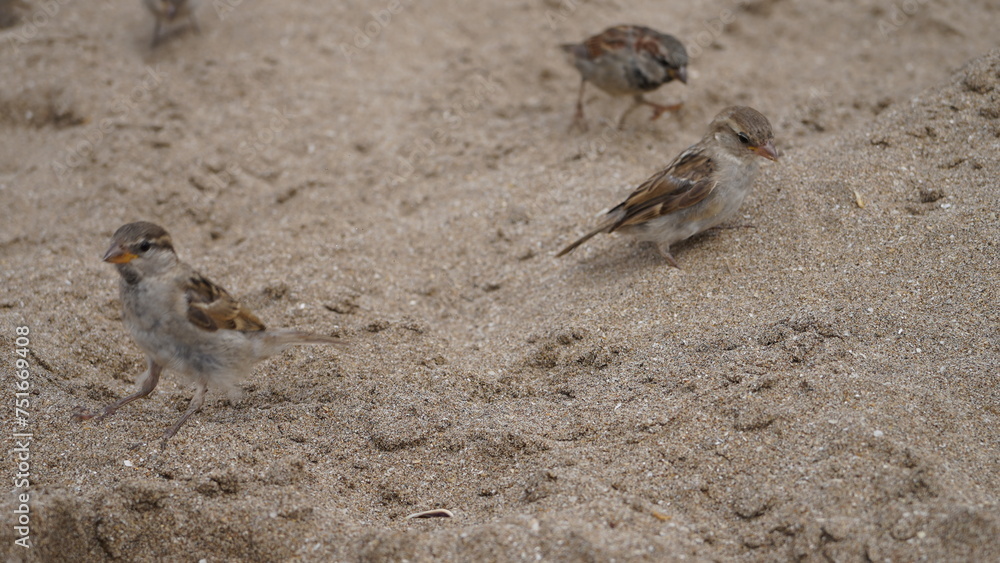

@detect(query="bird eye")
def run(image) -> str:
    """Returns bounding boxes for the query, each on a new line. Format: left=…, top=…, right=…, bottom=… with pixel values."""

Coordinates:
left=737, top=133, right=751, bottom=145
left=138, top=241, right=152, bottom=252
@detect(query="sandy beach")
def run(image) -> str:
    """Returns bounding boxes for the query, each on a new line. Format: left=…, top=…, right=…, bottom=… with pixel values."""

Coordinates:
left=1, top=0, right=998, bottom=560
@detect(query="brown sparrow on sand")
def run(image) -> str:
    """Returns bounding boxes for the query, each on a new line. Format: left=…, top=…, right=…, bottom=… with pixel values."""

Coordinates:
left=562, top=25, right=688, bottom=129
left=557, top=106, right=778, bottom=266
left=75, top=222, right=344, bottom=448
left=144, top=0, right=199, bottom=47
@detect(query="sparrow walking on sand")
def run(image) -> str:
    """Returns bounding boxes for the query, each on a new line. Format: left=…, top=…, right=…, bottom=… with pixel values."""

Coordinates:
left=557, top=106, right=778, bottom=266
left=562, top=25, right=689, bottom=129
left=144, top=0, right=199, bottom=47
left=75, top=222, right=344, bottom=448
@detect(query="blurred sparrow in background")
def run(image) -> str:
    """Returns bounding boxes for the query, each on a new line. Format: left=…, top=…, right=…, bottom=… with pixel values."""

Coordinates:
left=557, top=106, right=778, bottom=266
left=145, top=0, right=199, bottom=47
left=562, top=25, right=688, bottom=129
left=75, top=222, right=344, bottom=448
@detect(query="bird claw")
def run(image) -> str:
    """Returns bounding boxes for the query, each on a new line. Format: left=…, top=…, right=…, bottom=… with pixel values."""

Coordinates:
left=656, top=244, right=682, bottom=268
left=74, top=403, right=119, bottom=424
left=649, top=102, right=683, bottom=121
left=73, top=406, right=101, bottom=422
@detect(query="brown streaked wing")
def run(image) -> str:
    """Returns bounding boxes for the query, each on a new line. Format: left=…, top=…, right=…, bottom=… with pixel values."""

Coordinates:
left=185, top=274, right=266, bottom=333
left=609, top=150, right=717, bottom=232
left=583, top=25, right=632, bottom=59
left=632, top=29, right=666, bottom=60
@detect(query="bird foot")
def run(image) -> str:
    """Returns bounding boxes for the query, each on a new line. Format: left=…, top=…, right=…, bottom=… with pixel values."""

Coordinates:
left=73, top=405, right=112, bottom=423
left=656, top=244, right=682, bottom=268
left=569, top=113, right=589, bottom=133
left=648, top=102, right=683, bottom=121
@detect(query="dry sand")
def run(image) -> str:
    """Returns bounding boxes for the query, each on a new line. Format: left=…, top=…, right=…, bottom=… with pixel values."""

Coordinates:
left=0, top=0, right=998, bottom=560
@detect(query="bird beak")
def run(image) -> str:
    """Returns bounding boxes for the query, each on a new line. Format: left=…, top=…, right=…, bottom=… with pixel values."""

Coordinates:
left=671, top=66, right=688, bottom=84
left=752, top=140, right=779, bottom=161
left=103, top=244, right=136, bottom=264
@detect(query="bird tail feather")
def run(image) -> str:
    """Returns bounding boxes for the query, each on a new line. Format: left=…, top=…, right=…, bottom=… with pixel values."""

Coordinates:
left=556, top=223, right=612, bottom=257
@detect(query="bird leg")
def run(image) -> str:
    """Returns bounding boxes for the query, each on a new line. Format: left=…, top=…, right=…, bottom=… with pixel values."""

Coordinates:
left=188, top=13, right=200, bottom=34
left=151, top=21, right=162, bottom=48
left=656, top=243, right=681, bottom=268
left=617, top=97, right=643, bottom=129
left=74, top=360, right=163, bottom=422
left=160, top=381, right=207, bottom=449
left=569, top=79, right=589, bottom=131
left=637, top=94, right=683, bottom=122
left=620, top=94, right=682, bottom=128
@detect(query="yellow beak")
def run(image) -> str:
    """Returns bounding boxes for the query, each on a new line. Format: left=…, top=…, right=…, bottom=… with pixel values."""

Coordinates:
left=752, top=140, right=779, bottom=161
left=103, top=245, right=137, bottom=264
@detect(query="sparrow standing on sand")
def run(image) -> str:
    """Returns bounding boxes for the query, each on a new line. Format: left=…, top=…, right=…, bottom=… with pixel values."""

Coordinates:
left=144, top=0, right=199, bottom=47
left=75, top=222, right=344, bottom=448
left=562, top=25, right=689, bottom=129
left=557, top=106, right=778, bottom=266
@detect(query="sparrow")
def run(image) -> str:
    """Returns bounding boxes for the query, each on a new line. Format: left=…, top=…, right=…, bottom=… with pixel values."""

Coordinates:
left=557, top=106, right=778, bottom=266
left=561, top=25, right=689, bottom=129
left=75, top=222, right=344, bottom=448
left=144, top=0, right=199, bottom=47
